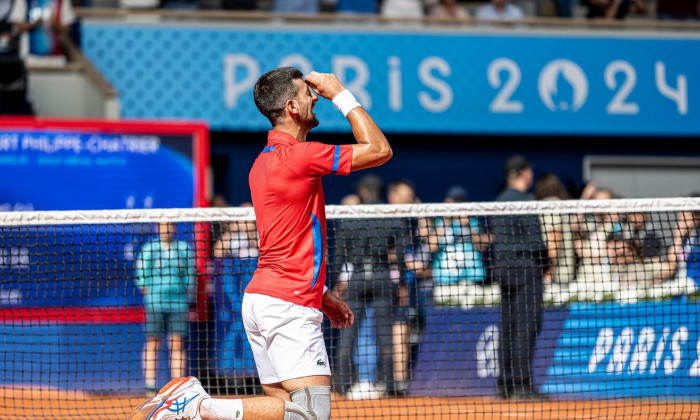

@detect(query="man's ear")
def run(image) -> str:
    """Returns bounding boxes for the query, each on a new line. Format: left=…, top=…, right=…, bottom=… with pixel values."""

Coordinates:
left=286, top=99, right=299, bottom=116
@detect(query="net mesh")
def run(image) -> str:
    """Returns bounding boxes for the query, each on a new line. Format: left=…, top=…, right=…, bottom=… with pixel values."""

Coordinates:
left=1, top=198, right=700, bottom=419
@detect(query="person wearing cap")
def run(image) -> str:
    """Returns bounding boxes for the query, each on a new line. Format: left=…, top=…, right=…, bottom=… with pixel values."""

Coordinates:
left=489, top=155, right=548, bottom=400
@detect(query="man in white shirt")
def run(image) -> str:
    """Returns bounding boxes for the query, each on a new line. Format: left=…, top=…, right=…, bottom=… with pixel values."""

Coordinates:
left=475, top=0, right=524, bottom=19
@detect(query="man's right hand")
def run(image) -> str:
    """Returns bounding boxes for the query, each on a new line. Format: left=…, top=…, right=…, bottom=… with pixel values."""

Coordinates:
left=304, top=71, right=344, bottom=101
left=321, top=288, right=354, bottom=329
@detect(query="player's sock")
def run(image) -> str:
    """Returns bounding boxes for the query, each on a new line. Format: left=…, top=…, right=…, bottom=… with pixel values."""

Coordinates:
left=200, top=398, right=244, bottom=420
left=144, top=381, right=157, bottom=396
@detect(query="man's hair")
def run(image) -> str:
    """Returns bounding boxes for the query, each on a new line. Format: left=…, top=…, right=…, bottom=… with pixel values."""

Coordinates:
left=253, top=67, right=304, bottom=126
left=534, top=173, right=570, bottom=201
left=388, top=178, right=416, bottom=194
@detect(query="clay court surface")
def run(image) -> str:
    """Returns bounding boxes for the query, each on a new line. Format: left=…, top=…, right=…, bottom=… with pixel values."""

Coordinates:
left=2, top=387, right=699, bottom=420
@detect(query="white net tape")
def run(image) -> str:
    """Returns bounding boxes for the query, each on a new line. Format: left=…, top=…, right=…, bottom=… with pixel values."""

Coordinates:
left=1, top=197, right=700, bottom=225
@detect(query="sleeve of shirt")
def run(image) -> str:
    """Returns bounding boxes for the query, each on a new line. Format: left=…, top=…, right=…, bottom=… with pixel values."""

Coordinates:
left=60, top=0, right=76, bottom=26
left=287, top=141, right=353, bottom=179
left=134, top=242, right=152, bottom=289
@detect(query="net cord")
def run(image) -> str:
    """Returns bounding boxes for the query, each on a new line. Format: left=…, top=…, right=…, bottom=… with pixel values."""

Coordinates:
left=1, top=197, right=699, bottom=226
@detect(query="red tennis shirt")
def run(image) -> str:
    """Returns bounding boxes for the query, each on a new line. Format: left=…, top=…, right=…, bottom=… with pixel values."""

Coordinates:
left=246, top=130, right=353, bottom=308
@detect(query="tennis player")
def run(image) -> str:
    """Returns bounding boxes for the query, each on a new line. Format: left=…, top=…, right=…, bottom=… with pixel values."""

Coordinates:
left=131, top=67, right=392, bottom=420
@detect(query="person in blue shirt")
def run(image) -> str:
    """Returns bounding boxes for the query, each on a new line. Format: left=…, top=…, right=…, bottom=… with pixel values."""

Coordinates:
left=135, top=222, right=195, bottom=395
left=680, top=205, right=700, bottom=289
left=432, top=185, right=490, bottom=306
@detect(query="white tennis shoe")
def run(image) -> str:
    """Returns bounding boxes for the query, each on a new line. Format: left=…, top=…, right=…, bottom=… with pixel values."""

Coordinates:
left=130, top=376, right=210, bottom=420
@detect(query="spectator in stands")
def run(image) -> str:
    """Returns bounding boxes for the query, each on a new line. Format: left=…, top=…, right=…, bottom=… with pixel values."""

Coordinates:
left=405, top=215, right=437, bottom=329
left=475, top=0, right=524, bottom=20
left=340, top=193, right=362, bottom=205
left=583, top=0, right=647, bottom=19
left=657, top=0, right=699, bottom=20
left=622, top=211, right=665, bottom=258
left=355, top=173, right=385, bottom=205
left=489, top=154, right=548, bottom=400
left=210, top=193, right=230, bottom=208
left=680, top=197, right=700, bottom=289
left=332, top=174, right=384, bottom=400
left=433, top=185, right=494, bottom=308
left=605, top=216, right=695, bottom=302
left=335, top=0, right=377, bottom=13
left=429, top=0, right=471, bottom=18
left=213, top=202, right=259, bottom=260
left=273, top=0, right=319, bottom=13
left=381, top=0, right=425, bottom=17
left=135, top=222, right=195, bottom=396
left=8, top=0, right=76, bottom=60
left=331, top=179, right=407, bottom=399
left=211, top=203, right=259, bottom=378
left=569, top=185, right=623, bottom=301
left=386, top=179, right=418, bottom=396
left=534, top=174, right=576, bottom=305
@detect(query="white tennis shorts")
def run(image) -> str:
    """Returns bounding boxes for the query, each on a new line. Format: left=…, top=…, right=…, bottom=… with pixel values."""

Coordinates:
left=241, top=293, right=331, bottom=384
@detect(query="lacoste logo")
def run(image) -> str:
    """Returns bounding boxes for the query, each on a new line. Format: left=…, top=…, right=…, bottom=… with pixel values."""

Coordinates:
left=316, top=359, right=326, bottom=367
left=236, top=410, right=241, bottom=419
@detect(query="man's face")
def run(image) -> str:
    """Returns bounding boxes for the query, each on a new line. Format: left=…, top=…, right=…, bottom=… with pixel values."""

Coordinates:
left=626, top=213, right=646, bottom=229
left=294, top=78, right=319, bottom=129
left=592, top=190, right=612, bottom=200
left=158, top=222, right=175, bottom=241
left=389, top=184, right=416, bottom=205
left=523, top=167, right=534, bottom=190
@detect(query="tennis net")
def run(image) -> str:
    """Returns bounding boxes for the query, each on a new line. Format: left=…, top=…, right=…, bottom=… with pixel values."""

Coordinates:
left=1, top=198, right=699, bottom=419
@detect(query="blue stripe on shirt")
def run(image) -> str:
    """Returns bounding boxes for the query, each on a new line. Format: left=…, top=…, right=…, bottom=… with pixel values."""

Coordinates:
left=263, top=146, right=275, bottom=153
left=331, top=145, right=340, bottom=174
left=310, top=213, right=323, bottom=289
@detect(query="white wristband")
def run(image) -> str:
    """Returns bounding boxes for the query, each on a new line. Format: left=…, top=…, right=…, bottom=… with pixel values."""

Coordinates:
left=332, top=89, right=362, bottom=117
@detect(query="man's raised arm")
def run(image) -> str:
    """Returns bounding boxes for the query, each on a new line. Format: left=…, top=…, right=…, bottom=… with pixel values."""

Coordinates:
left=305, top=71, right=392, bottom=171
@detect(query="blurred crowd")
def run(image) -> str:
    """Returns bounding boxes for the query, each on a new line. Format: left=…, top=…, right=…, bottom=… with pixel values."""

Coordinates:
left=209, top=158, right=700, bottom=310
left=330, top=169, right=700, bottom=309
left=204, top=155, right=700, bottom=399
left=112, top=0, right=700, bottom=22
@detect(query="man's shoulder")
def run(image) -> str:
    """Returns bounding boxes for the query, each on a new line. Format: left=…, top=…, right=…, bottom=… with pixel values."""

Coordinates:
left=496, top=188, right=523, bottom=202
left=506, top=4, right=524, bottom=17
left=475, top=4, right=494, bottom=16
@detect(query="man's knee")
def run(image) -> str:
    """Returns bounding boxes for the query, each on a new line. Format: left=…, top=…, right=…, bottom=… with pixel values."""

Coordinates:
left=284, top=386, right=331, bottom=420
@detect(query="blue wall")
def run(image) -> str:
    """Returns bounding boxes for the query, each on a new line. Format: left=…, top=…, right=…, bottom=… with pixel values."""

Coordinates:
left=3, top=301, right=697, bottom=398
left=211, top=133, right=700, bottom=206
left=81, top=24, right=700, bottom=136
left=410, top=301, right=700, bottom=399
